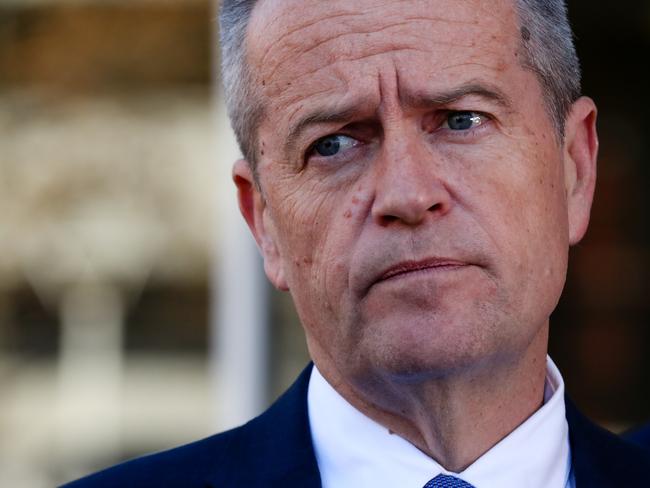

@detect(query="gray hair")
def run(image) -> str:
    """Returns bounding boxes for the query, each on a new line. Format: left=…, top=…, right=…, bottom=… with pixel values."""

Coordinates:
left=219, top=0, right=264, bottom=172
left=219, top=0, right=582, bottom=171
left=514, top=0, right=582, bottom=136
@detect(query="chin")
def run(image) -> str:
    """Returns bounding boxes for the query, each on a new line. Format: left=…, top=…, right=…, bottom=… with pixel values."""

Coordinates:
left=374, top=347, right=486, bottom=384
left=353, top=323, right=485, bottom=382
left=350, top=307, right=525, bottom=385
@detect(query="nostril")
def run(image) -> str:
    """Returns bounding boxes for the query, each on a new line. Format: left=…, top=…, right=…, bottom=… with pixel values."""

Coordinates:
left=380, top=214, right=400, bottom=226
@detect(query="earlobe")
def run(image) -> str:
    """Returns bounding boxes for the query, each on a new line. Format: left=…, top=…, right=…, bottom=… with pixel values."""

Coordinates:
left=232, top=160, right=289, bottom=291
left=563, top=96, right=599, bottom=245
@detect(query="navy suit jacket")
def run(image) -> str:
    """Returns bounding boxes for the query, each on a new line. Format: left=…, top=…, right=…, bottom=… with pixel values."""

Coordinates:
left=62, top=364, right=650, bottom=487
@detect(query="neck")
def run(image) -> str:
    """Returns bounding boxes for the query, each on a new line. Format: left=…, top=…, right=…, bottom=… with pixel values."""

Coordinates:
left=312, top=326, right=549, bottom=472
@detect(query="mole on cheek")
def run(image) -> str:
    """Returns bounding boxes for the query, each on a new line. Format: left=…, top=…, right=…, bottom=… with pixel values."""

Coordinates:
left=295, top=257, right=313, bottom=267
left=343, top=209, right=352, bottom=219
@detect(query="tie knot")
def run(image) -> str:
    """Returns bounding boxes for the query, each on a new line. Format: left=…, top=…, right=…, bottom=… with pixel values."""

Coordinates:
left=423, top=473, right=476, bottom=488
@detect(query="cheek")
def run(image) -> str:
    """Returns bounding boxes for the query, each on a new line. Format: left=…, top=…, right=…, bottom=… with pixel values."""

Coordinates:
left=456, top=137, right=566, bottom=230
left=446, top=137, right=569, bottom=265
left=268, top=177, right=353, bottom=293
left=469, top=146, right=569, bottom=312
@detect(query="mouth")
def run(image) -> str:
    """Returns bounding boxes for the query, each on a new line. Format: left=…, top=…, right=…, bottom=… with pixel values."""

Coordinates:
left=375, top=258, right=469, bottom=285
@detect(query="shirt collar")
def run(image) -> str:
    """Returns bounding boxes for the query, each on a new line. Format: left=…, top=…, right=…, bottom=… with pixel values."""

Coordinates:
left=308, top=357, right=572, bottom=488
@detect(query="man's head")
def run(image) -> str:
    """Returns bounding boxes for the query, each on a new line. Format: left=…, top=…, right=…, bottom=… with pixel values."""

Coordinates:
left=220, top=0, right=582, bottom=173
left=223, top=0, right=598, bottom=391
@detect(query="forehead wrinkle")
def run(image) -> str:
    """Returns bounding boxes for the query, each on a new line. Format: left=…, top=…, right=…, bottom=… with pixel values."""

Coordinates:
left=283, top=87, right=342, bottom=119
left=266, top=46, right=502, bottom=102
left=360, top=0, right=506, bottom=22
left=255, top=9, right=366, bottom=71
left=254, top=0, right=465, bottom=61
left=263, top=42, right=426, bottom=103
left=261, top=21, right=441, bottom=87
left=388, top=13, right=488, bottom=26
left=253, top=0, right=512, bottom=64
left=255, top=1, right=498, bottom=87
left=265, top=45, right=425, bottom=101
left=270, top=47, right=506, bottom=107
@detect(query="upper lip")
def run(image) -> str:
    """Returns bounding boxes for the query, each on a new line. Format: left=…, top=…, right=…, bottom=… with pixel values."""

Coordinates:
left=375, top=257, right=469, bottom=284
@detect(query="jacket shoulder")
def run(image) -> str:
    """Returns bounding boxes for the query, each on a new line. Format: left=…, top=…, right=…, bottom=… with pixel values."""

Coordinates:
left=566, top=397, right=650, bottom=486
left=624, top=423, right=650, bottom=451
left=60, top=426, right=242, bottom=488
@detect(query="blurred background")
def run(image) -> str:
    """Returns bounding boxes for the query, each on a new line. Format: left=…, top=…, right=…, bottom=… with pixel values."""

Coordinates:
left=0, top=0, right=648, bottom=486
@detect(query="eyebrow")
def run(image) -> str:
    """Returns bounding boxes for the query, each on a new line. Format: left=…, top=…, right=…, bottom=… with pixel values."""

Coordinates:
left=283, top=81, right=512, bottom=156
left=400, top=82, right=512, bottom=111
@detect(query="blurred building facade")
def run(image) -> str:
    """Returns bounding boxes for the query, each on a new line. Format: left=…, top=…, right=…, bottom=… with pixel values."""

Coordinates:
left=2, top=1, right=222, bottom=485
left=0, top=0, right=648, bottom=486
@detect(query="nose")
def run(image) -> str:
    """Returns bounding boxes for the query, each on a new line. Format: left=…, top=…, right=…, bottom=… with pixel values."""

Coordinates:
left=371, top=136, right=452, bottom=227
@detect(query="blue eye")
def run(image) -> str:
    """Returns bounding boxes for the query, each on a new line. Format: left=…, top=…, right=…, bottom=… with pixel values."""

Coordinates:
left=312, top=134, right=358, bottom=157
left=444, top=111, right=485, bottom=131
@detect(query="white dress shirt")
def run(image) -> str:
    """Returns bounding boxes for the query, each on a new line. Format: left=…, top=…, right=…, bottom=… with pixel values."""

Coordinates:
left=308, top=357, right=575, bottom=488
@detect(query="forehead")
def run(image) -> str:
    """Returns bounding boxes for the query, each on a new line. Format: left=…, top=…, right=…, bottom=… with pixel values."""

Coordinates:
left=250, top=0, right=520, bottom=71
left=247, top=0, right=525, bottom=142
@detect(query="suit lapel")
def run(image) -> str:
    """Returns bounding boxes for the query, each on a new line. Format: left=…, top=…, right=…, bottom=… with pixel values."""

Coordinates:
left=205, top=364, right=321, bottom=488
left=565, top=395, right=650, bottom=487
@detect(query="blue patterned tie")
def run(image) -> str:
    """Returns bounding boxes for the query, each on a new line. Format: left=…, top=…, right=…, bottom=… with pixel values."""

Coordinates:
left=423, top=473, right=476, bottom=488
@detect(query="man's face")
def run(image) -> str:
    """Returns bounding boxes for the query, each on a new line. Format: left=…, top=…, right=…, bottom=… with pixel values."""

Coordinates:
left=239, top=0, right=596, bottom=384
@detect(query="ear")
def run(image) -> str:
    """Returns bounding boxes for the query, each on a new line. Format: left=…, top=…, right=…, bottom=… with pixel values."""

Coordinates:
left=563, top=96, right=599, bottom=245
left=232, top=160, right=289, bottom=291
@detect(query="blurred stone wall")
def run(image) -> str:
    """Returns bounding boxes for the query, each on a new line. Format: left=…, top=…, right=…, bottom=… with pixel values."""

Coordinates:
left=0, top=1, right=219, bottom=485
